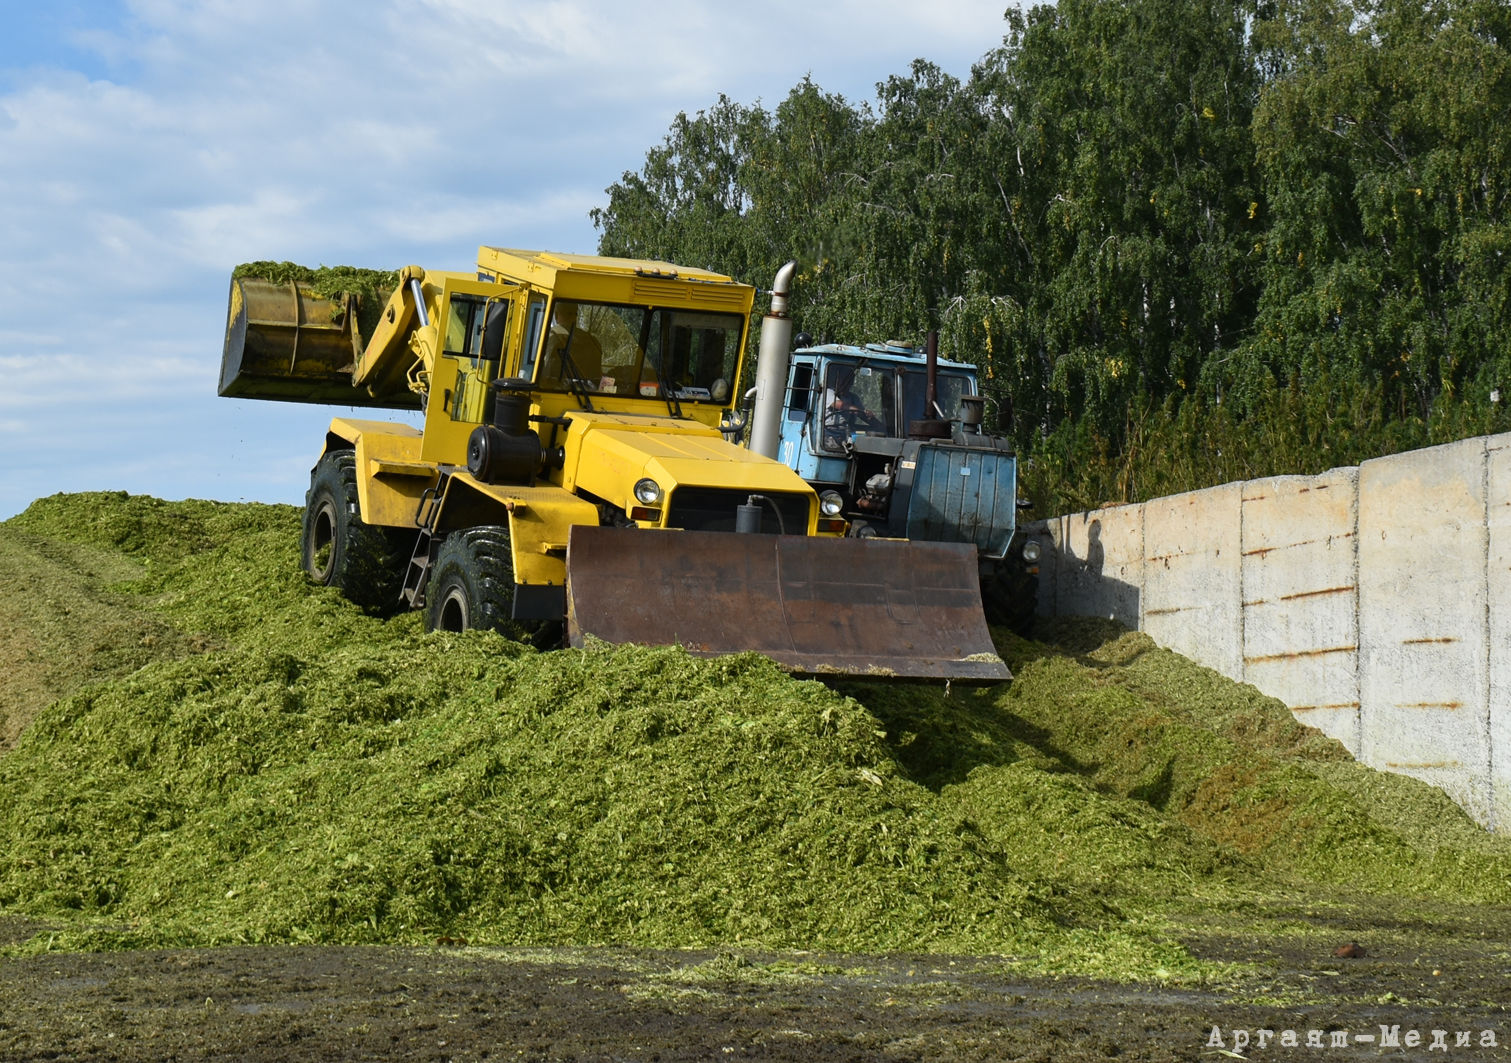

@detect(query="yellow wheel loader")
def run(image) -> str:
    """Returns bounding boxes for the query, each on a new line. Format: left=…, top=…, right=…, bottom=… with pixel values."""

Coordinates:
left=220, top=248, right=1008, bottom=681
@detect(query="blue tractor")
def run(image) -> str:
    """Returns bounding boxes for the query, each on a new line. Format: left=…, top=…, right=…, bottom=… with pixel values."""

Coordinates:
left=753, top=333, right=1042, bottom=633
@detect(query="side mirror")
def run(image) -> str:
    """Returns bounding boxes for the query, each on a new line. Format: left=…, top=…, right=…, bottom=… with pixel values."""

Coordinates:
left=481, top=301, right=509, bottom=366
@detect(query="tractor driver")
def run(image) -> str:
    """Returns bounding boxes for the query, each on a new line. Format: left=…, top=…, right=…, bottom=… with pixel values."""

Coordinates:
left=822, top=387, right=885, bottom=448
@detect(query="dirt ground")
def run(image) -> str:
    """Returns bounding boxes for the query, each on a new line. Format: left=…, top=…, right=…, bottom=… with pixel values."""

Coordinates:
left=3, top=898, right=1509, bottom=1062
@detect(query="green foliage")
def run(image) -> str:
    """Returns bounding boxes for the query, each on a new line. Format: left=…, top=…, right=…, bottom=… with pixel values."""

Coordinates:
left=0, top=512, right=198, bottom=749
left=1242, top=0, right=1511, bottom=429
left=592, top=0, right=1511, bottom=511
left=972, top=0, right=1262, bottom=444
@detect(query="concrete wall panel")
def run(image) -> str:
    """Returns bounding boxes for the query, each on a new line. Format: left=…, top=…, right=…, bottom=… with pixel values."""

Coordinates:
left=1488, top=434, right=1511, bottom=832
left=1142, top=484, right=1242, bottom=677
left=1045, top=506, right=1143, bottom=628
left=1358, top=438, right=1491, bottom=824
left=1240, top=470, right=1361, bottom=753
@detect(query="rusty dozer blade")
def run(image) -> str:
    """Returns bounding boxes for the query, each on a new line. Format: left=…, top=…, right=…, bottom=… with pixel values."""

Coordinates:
left=565, top=526, right=1010, bottom=682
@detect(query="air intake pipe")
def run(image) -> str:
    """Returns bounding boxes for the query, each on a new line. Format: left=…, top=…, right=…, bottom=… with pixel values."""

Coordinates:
left=747, top=260, right=798, bottom=459
left=468, top=378, right=543, bottom=484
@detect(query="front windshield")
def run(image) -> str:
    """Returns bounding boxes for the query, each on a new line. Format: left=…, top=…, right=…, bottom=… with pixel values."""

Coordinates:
left=534, top=299, right=743, bottom=402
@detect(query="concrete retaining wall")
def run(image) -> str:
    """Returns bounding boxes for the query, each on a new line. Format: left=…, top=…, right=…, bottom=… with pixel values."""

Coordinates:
left=1032, top=431, right=1511, bottom=830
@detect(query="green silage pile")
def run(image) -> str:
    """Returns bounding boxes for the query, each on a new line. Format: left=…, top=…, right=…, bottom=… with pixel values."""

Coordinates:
left=232, top=261, right=400, bottom=340
left=2, top=492, right=1509, bottom=978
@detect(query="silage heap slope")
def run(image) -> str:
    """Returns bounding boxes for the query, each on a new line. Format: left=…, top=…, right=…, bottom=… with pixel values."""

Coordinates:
left=0, top=504, right=203, bottom=750
left=1, top=493, right=1509, bottom=975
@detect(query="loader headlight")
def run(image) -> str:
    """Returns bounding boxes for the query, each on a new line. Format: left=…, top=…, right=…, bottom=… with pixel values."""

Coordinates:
left=819, top=490, right=844, bottom=517
left=1022, top=538, right=1042, bottom=564
left=633, top=478, right=663, bottom=505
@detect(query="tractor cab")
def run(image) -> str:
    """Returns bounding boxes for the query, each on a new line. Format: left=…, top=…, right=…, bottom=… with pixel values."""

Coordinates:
left=766, top=337, right=1029, bottom=591
left=775, top=341, right=982, bottom=489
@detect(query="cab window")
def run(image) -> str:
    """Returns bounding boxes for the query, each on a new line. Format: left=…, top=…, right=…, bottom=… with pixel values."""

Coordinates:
left=533, top=300, right=743, bottom=401
left=444, top=294, right=488, bottom=357
left=900, top=370, right=974, bottom=424
left=814, top=364, right=895, bottom=452
left=519, top=295, right=548, bottom=379
left=653, top=311, right=740, bottom=401
left=442, top=294, right=498, bottom=422
left=786, top=364, right=814, bottom=416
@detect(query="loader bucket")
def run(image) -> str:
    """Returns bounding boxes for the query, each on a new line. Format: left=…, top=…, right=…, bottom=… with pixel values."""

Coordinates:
left=565, top=526, right=1010, bottom=682
left=220, top=276, right=400, bottom=408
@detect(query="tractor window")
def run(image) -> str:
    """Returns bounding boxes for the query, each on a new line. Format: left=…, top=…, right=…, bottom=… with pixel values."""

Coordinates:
left=443, top=294, right=497, bottom=424
left=786, top=364, right=813, bottom=416
left=654, top=311, right=740, bottom=401
left=443, top=294, right=487, bottom=357
left=815, top=364, right=895, bottom=452
left=538, top=299, right=607, bottom=389
left=900, top=370, right=974, bottom=424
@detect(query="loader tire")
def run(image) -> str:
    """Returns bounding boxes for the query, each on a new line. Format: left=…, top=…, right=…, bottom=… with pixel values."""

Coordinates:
left=425, top=526, right=535, bottom=641
left=301, top=450, right=408, bottom=615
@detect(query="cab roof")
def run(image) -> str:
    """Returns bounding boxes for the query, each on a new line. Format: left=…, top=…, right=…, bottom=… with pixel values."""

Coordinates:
left=477, top=247, right=744, bottom=288
left=793, top=341, right=979, bottom=372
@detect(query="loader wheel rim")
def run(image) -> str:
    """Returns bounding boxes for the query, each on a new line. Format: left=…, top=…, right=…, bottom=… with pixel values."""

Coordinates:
left=308, top=500, right=337, bottom=582
left=435, top=586, right=470, bottom=632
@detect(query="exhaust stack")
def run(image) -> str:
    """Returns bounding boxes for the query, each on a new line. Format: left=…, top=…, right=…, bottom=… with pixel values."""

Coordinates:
left=747, top=260, right=798, bottom=459
left=908, top=330, right=952, bottom=439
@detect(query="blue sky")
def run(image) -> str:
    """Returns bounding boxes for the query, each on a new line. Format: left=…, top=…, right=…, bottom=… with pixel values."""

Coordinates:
left=0, top=0, right=1019, bottom=520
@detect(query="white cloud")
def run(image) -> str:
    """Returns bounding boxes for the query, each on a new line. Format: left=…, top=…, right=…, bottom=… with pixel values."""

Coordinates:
left=0, top=353, right=206, bottom=408
left=168, top=189, right=325, bottom=269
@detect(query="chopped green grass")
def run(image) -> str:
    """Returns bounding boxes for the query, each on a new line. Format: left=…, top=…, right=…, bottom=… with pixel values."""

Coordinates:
left=0, top=507, right=204, bottom=749
left=232, top=261, right=400, bottom=340
left=2, top=491, right=1510, bottom=983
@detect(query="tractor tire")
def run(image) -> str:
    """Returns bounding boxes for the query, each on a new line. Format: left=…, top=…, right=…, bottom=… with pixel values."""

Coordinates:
left=424, top=526, right=536, bottom=642
left=981, top=557, right=1039, bottom=638
left=301, top=450, right=409, bottom=615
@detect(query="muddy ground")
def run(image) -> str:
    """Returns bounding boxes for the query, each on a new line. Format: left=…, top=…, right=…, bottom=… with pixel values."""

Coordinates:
left=3, top=898, right=1509, bottom=1062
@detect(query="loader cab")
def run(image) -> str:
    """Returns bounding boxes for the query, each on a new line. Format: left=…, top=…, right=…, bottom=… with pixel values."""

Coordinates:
left=468, top=247, right=757, bottom=434
left=417, top=279, right=753, bottom=466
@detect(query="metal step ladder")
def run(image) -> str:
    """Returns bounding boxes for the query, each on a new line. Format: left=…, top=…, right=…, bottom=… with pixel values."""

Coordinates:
left=399, top=473, right=449, bottom=609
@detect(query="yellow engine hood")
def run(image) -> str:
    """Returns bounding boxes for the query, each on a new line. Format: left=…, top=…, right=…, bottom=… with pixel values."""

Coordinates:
left=562, top=411, right=816, bottom=522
